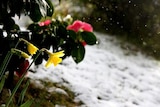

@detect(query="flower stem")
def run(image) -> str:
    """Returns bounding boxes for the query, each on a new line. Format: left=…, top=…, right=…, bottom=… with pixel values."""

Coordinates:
left=0, top=51, right=12, bottom=80
left=19, top=38, right=29, bottom=44
left=0, top=38, right=21, bottom=80
left=15, top=38, right=21, bottom=48
left=5, top=50, right=42, bottom=107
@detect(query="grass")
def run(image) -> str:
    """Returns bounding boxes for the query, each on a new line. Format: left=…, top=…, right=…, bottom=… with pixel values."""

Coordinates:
left=0, top=76, right=83, bottom=107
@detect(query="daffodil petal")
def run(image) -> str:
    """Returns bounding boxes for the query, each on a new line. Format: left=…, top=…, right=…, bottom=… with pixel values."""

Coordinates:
left=21, top=52, right=30, bottom=58
left=45, top=61, right=52, bottom=68
left=53, top=51, right=65, bottom=57
left=27, top=43, right=38, bottom=55
left=52, top=57, right=62, bottom=66
left=45, top=57, right=53, bottom=68
left=45, top=50, right=65, bottom=68
left=11, top=48, right=30, bottom=58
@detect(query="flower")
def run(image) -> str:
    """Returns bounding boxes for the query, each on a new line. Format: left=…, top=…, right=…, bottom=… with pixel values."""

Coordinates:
left=27, top=43, right=38, bottom=55
left=39, top=19, right=51, bottom=26
left=15, top=60, right=29, bottom=77
left=63, top=14, right=73, bottom=24
left=19, top=38, right=39, bottom=55
left=45, top=50, right=65, bottom=68
left=81, top=41, right=87, bottom=46
left=11, top=48, right=30, bottom=58
left=21, top=51, right=30, bottom=58
left=66, top=20, right=93, bottom=32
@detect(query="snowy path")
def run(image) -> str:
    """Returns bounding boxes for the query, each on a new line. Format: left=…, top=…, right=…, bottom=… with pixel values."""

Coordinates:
left=29, top=32, right=160, bottom=107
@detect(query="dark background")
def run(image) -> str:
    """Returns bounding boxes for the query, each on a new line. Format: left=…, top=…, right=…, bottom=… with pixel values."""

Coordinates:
left=79, top=0, right=160, bottom=59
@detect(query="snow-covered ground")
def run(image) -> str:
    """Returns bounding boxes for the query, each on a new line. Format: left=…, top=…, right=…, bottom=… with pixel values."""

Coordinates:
left=28, top=32, right=160, bottom=107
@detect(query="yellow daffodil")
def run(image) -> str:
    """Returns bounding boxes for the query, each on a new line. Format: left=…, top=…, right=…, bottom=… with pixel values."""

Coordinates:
left=11, top=48, right=30, bottom=58
left=19, top=38, right=39, bottom=55
left=27, top=43, right=39, bottom=55
left=45, top=50, right=65, bottom=68
left=21, top=51, right=30, bottom=58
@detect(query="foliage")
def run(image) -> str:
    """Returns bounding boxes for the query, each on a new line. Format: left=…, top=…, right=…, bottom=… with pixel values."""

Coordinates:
left=27, top=19, right=97, bottom=64
left=0, top=0, right=97, bottom=82
left=0, top=0, right=97, bottom=106
left=0, top=78, right=82, bottom=107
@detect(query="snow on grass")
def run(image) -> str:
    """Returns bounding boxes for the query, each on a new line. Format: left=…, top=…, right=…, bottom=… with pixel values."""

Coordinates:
left=28, top=32, right=160, bottom=107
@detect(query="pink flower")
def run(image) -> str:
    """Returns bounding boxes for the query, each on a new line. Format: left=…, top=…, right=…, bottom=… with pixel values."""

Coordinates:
left=15, top=60, right=29, bottom=77
left=81, top=41, right=87, bottom=46
left=39, top=19, right=51, bottom=26
left=67, top=20, right=93, bottom=32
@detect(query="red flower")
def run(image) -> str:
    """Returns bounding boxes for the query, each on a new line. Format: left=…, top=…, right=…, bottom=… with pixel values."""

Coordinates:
left=15, top=60, right=29, bottom=77
left=39, top=19, right=51, bottom=26
left=81, top=41, right=87, bottom=46
left=67, top=20, right=93, bottom=32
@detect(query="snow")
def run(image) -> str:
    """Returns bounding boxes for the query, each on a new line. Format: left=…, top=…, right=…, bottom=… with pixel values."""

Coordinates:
left=28, top=32, right=160, bottom=107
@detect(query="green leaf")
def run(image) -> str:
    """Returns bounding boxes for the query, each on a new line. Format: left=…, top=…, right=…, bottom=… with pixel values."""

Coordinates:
left=68, top=30, right=77, bottom=40
left=46, top=0, right=54, bottom=17
left=29, top=3, right=42, bottom=22
left=56, top=25, right=67, bottom=38
left=5, top=51, right=42, bottom=107
left=71, top=43, right=85, bottom=63
left=12, top=24, right=20, bottom=30
left=27, top=23, right=41, bottom=32
left=18, top=80, right=30, bottom=105
left=20, top=99, right=34, bottom=107
left=0, top=76, right=5, bottom=93
left=0, top=51, right=12, bottom=80
left=81, top=32, right=97, bottom=45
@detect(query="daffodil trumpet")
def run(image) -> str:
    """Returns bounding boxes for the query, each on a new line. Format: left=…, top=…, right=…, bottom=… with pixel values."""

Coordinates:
left=41, top=48, right=65, bottom=68
left=19, top=38, right=39, bottom=55
left=11, top=48, right=30, bottom=58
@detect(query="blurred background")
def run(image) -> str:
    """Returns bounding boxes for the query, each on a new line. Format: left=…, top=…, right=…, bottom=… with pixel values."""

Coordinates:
left=52, top=0, right=160, bottom=60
